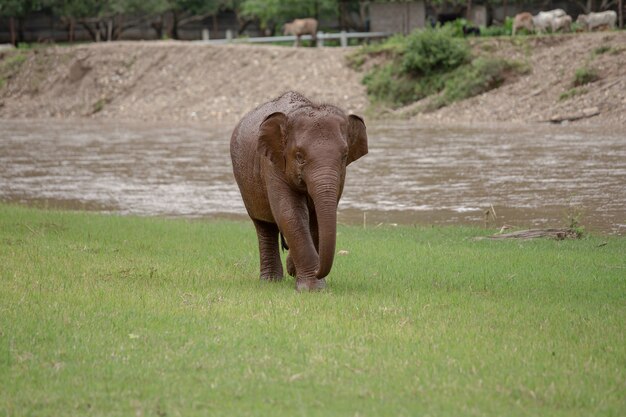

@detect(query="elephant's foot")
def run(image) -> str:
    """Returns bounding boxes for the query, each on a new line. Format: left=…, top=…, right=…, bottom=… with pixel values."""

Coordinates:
left=286, top=254, right=297, bottom=277
left=260, top=274, right=283, bottom=282
left=296, top=277, right=326, bottom=292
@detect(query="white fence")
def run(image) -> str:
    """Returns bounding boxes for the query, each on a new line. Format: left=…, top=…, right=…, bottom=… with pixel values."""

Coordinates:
left=194, top=30, right=392, bottom=47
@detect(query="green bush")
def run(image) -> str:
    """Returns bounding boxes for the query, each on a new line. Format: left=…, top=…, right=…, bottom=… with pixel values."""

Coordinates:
left=362, top=63, right=419, bottom=106
left=503, top=16, right=514, bottom=35
left=421, top=57, right=521, bottom=111
left=573, top=66, right=599, bottom=86
left=559, top=87, right=587, bottom=101
left=479, top=25, right=509, bottom=37
left=0, top=51, right=28, bottom=89
left=401, top=27, right=469, bottom=76
left=443, top=57, right=513, bottom=102
left=359, top=27, right=528, bottom=110
left=441, top=18, right=468, bottom=37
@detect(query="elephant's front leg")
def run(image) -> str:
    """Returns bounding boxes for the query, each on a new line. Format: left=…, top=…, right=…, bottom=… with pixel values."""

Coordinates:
left=253, top=219, right=283, bottom=281
left=286, top=202, right=319, bottom=278
left=270, top=190, right=324, bottom=291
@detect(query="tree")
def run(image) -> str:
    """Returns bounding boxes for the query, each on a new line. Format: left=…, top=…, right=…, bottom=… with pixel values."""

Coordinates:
left=144, top=0, right=229, bottom=40
left=240, top=0, right=336, bottom=35
left=573, top=0, right=620, bottom=12
left=50, top=0, right=170, bottom=41
left=0, top=0, right=49, bottom=45
left=167, top=0, right=222, bottom=39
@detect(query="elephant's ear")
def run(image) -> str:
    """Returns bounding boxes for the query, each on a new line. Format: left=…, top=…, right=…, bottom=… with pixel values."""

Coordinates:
left=347, top=114, right=368, bottom=165
left=258, top=112, right=288, bottom=171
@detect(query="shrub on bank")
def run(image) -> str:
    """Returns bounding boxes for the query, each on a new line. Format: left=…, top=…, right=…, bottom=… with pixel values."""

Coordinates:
left=573, top=66, right=599, bottom=86
left=429, top=57, right=523, bottom=110
left=401, top=27, right=469, bottom=76
left=355, top=27, right=526, bottom=111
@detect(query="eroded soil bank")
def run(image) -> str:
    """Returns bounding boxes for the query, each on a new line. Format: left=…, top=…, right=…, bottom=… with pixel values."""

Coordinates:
left=1, top=32, right=625, bottom=125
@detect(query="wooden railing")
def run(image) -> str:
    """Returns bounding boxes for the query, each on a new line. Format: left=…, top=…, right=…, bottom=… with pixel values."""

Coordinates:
left=194, top=30, right=392, bottom=47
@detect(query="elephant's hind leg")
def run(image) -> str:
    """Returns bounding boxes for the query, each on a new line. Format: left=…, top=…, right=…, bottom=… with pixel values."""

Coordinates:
left=286, top=254, right=296, bottom=277
left=253, top=219, right=284, bottom=281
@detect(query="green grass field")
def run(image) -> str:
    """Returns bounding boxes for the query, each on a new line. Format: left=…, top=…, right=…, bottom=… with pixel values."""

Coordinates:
left=1, top=204, right=624, bottom=416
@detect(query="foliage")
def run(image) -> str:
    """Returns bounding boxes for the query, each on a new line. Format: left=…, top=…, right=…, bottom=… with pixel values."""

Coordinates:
left=360, top=27, right=526, bottom=110
left=434, top=57, right=522, bottom=109
left=593, top=45, right=611, bottom=55
left=440, top=17, right=469, bottom=37
left=479, top=17, right=514, bottom=37
left=0, top=0, right=47, bottom=17
left=362, top=63, right=419, bottom=106
left=239, top=0, right=336, bottom=29
left=573, top=66, right=599, bottom=86
left=0, top=50, right=27, bottom=89
left=1, top=204, right=625, bottom=416
left=401, top=26, right=469, bottom=76
left=352, top=33, right=407, bottom=57
left=427, top=16, right=515, bottom=39
left=559, top=87, right=587, bottom=101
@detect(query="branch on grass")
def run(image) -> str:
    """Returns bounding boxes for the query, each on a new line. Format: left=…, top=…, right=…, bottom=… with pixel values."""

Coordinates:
left=475, top=228, right=582, bottom=241
left=544, top=107, right=600, bottom=123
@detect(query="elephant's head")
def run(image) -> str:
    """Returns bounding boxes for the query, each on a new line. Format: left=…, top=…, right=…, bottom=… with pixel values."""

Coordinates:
left=258, top=106, right=368, bottom=279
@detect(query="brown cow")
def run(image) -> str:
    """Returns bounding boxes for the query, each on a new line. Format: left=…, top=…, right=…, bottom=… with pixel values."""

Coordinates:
left=512, top=12, right=534, bottom=35
left=283, top=18, right=318, bottom=47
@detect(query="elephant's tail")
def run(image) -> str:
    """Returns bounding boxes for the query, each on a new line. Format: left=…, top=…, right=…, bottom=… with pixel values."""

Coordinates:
left=280, top=232, right=289, bottom=252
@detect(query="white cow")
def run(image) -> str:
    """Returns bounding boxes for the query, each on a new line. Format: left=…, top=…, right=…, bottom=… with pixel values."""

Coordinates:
left=532, top=9, right=566, bottom=33
left=551, top=15, right=572, bottom=32
left=577, top=11, right=617, bottom=31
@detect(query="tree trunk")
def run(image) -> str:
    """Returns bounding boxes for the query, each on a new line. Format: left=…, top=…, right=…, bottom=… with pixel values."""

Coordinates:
left=151, top=14, right=164, bottom=39
left=68, top=18, right=75, bottom=42
left=17, top=18, right=25, bottom=45
left=113, top=16, right=124, bottom=40
left=587, top=0, right=596, bottom=12
left=9, top=17, right=17, bottom=46
left=107, top=19, right=113, bottom=41
left=170, top=11, right=179, bottom=40
left=620, top=0, right=624, bottom=28
left=212, top=14, right=219, bottom=38
left=81, top=21, right=97, bottom=42
left=236, top=16, right=253, bottom=35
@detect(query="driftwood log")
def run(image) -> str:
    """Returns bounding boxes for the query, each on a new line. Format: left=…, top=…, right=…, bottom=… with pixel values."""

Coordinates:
left=476, top=228, right=581, bottom=240
left=545, top=107, right=600, bottom=123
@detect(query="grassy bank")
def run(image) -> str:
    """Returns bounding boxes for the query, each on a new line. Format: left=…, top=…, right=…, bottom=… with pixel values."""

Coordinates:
left=1, top=205, right=625, bottom=416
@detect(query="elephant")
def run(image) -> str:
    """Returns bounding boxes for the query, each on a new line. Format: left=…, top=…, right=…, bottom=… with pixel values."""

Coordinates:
left=283, top=18, right=318, bottom=47
left=230, top=91, right=368, bottom=291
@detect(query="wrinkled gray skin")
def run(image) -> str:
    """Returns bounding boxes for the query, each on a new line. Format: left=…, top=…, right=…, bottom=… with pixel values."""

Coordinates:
left=230, top=91, right=368, bottom=291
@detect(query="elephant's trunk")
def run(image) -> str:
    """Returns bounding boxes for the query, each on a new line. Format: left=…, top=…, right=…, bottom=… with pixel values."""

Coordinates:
left=309, top=172, right=341, bottom=280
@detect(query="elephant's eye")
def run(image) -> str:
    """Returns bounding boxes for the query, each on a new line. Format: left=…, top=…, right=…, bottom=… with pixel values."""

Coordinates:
left=295, top=152, right=305, bottom=164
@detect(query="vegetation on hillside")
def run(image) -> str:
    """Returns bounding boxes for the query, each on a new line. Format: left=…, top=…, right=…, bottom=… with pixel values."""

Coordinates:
left=0, top=48, right=26, bottom=89
left=349, top=26, right=530, bottom=113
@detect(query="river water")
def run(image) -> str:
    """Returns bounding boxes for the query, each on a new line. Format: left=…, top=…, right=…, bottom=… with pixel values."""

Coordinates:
left=1, top=119, right=625, bottom=235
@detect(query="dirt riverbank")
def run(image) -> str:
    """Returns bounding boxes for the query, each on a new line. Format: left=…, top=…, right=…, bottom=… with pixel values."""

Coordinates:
left=1, top=31, right=625, bottom=126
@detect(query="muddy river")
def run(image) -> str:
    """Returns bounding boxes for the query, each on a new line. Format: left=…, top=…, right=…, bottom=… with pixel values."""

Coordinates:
left=1, top=119, right=625, bottom=235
